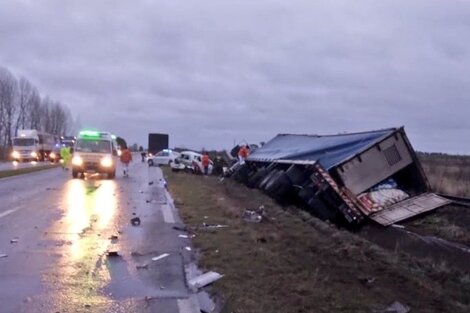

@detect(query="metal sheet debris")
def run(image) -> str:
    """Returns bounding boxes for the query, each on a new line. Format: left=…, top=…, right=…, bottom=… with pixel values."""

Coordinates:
left=152, top=253, right=170, bottom=261
left=0, top=254, right=7, bottom=258
left=188, top=271, right=224, bottom=289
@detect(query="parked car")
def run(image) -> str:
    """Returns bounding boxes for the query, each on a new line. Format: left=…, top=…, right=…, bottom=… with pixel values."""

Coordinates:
left=177, top=151, right=213, bottom=174
left=147, top=149, right=180, bottom=166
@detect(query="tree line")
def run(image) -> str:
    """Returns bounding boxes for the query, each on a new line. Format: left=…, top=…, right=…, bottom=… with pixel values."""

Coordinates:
left=0, top=66, right=75, bottom=150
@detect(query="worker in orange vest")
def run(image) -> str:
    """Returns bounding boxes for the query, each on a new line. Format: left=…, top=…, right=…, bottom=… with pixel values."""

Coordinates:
left=201, top=151, right=211, bottom=175
left=120, top=148, right=133, bottom=177
left=238, top=145, right=249, bottom=164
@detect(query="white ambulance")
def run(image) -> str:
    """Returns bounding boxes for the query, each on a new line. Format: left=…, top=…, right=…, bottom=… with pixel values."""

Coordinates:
left=71, top=131, right=119, bottom=179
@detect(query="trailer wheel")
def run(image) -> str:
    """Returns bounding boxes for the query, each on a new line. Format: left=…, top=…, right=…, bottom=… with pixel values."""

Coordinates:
left=246, top=168, right=268, bottom=188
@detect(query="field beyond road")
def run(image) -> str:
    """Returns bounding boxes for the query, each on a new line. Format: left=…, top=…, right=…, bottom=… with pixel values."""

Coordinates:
left=164, top=168, right=470, bottom=313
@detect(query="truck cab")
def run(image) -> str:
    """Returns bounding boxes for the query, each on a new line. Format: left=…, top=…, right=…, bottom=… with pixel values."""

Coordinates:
left=71, top=131, right=118, bottom=179
left=12, top=130, right=54, bottom=162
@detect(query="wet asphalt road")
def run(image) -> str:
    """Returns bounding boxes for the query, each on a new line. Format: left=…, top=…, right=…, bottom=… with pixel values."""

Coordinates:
left=0, top=162, right=199, bottom=313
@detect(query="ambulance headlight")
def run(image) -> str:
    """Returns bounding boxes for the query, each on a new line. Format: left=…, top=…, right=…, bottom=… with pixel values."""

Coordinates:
left=72, top=156, right=83, bottom=166
left=100, top=157, right=113, bottom=167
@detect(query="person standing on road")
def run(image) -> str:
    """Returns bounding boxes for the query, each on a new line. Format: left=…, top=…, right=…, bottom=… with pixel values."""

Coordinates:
left=238, top=145, right=249, bottom=164
left=60, top=146, right=71, bottom=170
left=201, top=151, right=211, bottom=175
left=141, top=151, right=146, bottom=163
left=120, top=148, right=132, bottom=177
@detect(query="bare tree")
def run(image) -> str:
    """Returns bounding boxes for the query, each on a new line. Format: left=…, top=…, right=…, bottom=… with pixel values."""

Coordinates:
left=28, top=91, right=42, bottom=130
left=0, top=67, right=18, bottom=146
left=15, top=77, right=38, bottom=135
left=49, top=101, right=68, bottom=135
left=40, top=97, right=52, bottom=133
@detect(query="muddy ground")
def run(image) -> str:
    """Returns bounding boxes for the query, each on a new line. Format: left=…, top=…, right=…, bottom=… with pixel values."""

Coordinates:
left=164, top=168, right=470, bottom=313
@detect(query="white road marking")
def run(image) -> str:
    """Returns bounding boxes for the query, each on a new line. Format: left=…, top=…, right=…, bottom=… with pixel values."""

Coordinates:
left=0, top=207, right=21, bottom=219
left=177, top=296, right=201, bottom=313
left=161, top=204, right=176, bottom=223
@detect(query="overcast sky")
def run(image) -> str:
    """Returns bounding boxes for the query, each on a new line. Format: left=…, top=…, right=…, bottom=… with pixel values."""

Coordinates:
left=1, top=0, right=470, bottom=153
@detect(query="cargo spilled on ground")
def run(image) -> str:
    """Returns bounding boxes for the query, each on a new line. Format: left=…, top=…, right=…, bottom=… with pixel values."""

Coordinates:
left=163, top=167, right=470, bottom=313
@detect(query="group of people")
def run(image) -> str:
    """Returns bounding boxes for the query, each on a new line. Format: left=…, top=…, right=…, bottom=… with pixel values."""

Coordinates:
left=59, top=143, right=251, bottom=178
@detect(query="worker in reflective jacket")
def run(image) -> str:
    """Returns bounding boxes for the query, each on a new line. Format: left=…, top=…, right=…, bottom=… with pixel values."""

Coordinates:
left=120, top=148, right=132, bottom=177
left=202, top=152, right=210, bottom=175
left=60, top=146, right=71, bottom=170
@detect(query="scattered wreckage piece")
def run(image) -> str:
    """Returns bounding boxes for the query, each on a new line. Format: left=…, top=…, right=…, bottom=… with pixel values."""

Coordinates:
left=230, top=127, right=450, bottom=226
left=242, top=205, right=266, bottom=223
left=152, top=253, right=170, bottom=262
left=188, top=271, right=224, bottom=289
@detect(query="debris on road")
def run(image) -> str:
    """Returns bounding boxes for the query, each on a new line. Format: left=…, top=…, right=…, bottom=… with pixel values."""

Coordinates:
left=173, top=225, right=188, bottom=232
left=109, top=235, right=118, bottom=240
left=136, top=263, right=149, bottom=269
left=131, top=217, right=141, bottom=226
left=107, top=250, right=120, bottom=257
left=374, top=301, right=410, bottom=313
left=185, top=246, right=192, bottom=251
left=0, top=254, right=7, bottom=258
left=152, top=253, right=170, bottom=261
left=188, top=271, right=224, bottom=289
left=178, top=234, right=189, bottom=238
left=148, top=181, right=154, bottom=185
left=391, top=224, right=406, bottom=229
left=10, top=238, right=19, bottom=244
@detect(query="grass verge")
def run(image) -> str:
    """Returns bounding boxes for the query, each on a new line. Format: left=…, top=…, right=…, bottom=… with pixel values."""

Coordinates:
left=0, top=164, right=59, bottom=179
left=164, top=169, right=470, bottom=313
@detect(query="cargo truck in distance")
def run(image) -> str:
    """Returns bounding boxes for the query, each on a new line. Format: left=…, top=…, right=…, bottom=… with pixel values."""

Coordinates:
left=148, top=133, right=169, bottom=155
left=11, top=129, right=56, bottom=162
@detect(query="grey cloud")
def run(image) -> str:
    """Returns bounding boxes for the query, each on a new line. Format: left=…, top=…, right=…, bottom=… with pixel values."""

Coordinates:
left=1, top=0, right=470, bottom=152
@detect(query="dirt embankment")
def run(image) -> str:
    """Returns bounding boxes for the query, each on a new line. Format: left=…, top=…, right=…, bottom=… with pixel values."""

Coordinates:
left=164, top=169, right=470, bottom=313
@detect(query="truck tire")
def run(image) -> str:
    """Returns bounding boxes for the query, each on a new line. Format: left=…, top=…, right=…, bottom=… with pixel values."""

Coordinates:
left=72, top=170, right=79, bottom=179
left=246, top=168, right=268, bottom=188
left=258, top=169, right=279, bottom=190
left=148, top=159, right=154, bottom=167
left=285, top=165, right=310, bottom=185
left=262, top=170, right=284, bottom=192
left=108, top=170, right=116, bottom=179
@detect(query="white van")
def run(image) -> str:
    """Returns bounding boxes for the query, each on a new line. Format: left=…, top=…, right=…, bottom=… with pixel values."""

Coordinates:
left=71, top=131, right=118, bottom=179
left=178, top=151, right=213, bottom=174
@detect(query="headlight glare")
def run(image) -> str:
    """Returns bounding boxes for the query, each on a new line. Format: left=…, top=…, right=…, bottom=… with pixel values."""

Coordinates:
left=100, top=157, right=113, bottom=167
left=72, top=156, right=83, bottom=166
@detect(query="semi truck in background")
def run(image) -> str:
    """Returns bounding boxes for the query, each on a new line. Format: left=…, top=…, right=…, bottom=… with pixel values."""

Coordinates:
left=148, top=133, right=169, bottom=155
left=11, top=129, right=56, bottom=161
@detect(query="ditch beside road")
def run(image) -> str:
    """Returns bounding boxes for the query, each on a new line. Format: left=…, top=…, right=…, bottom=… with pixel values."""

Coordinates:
left=164, top=167, right=470, bottom=313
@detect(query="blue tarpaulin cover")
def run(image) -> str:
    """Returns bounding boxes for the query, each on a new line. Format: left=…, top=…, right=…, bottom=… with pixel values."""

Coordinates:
left=248, top=128, right=398, bottom=169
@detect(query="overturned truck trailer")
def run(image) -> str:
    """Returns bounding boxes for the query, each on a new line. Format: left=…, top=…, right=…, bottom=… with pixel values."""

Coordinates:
left=233, top=127, right=450, bottom=226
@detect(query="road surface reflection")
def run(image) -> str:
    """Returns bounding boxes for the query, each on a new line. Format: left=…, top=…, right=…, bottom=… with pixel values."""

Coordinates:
left=49, top=177, right=120, bottom=310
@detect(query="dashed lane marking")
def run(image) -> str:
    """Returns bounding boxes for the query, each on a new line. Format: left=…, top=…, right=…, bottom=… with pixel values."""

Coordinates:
left=161, top=204, right=176, bottom=223
left=0, top=207, right=22, bottom=219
